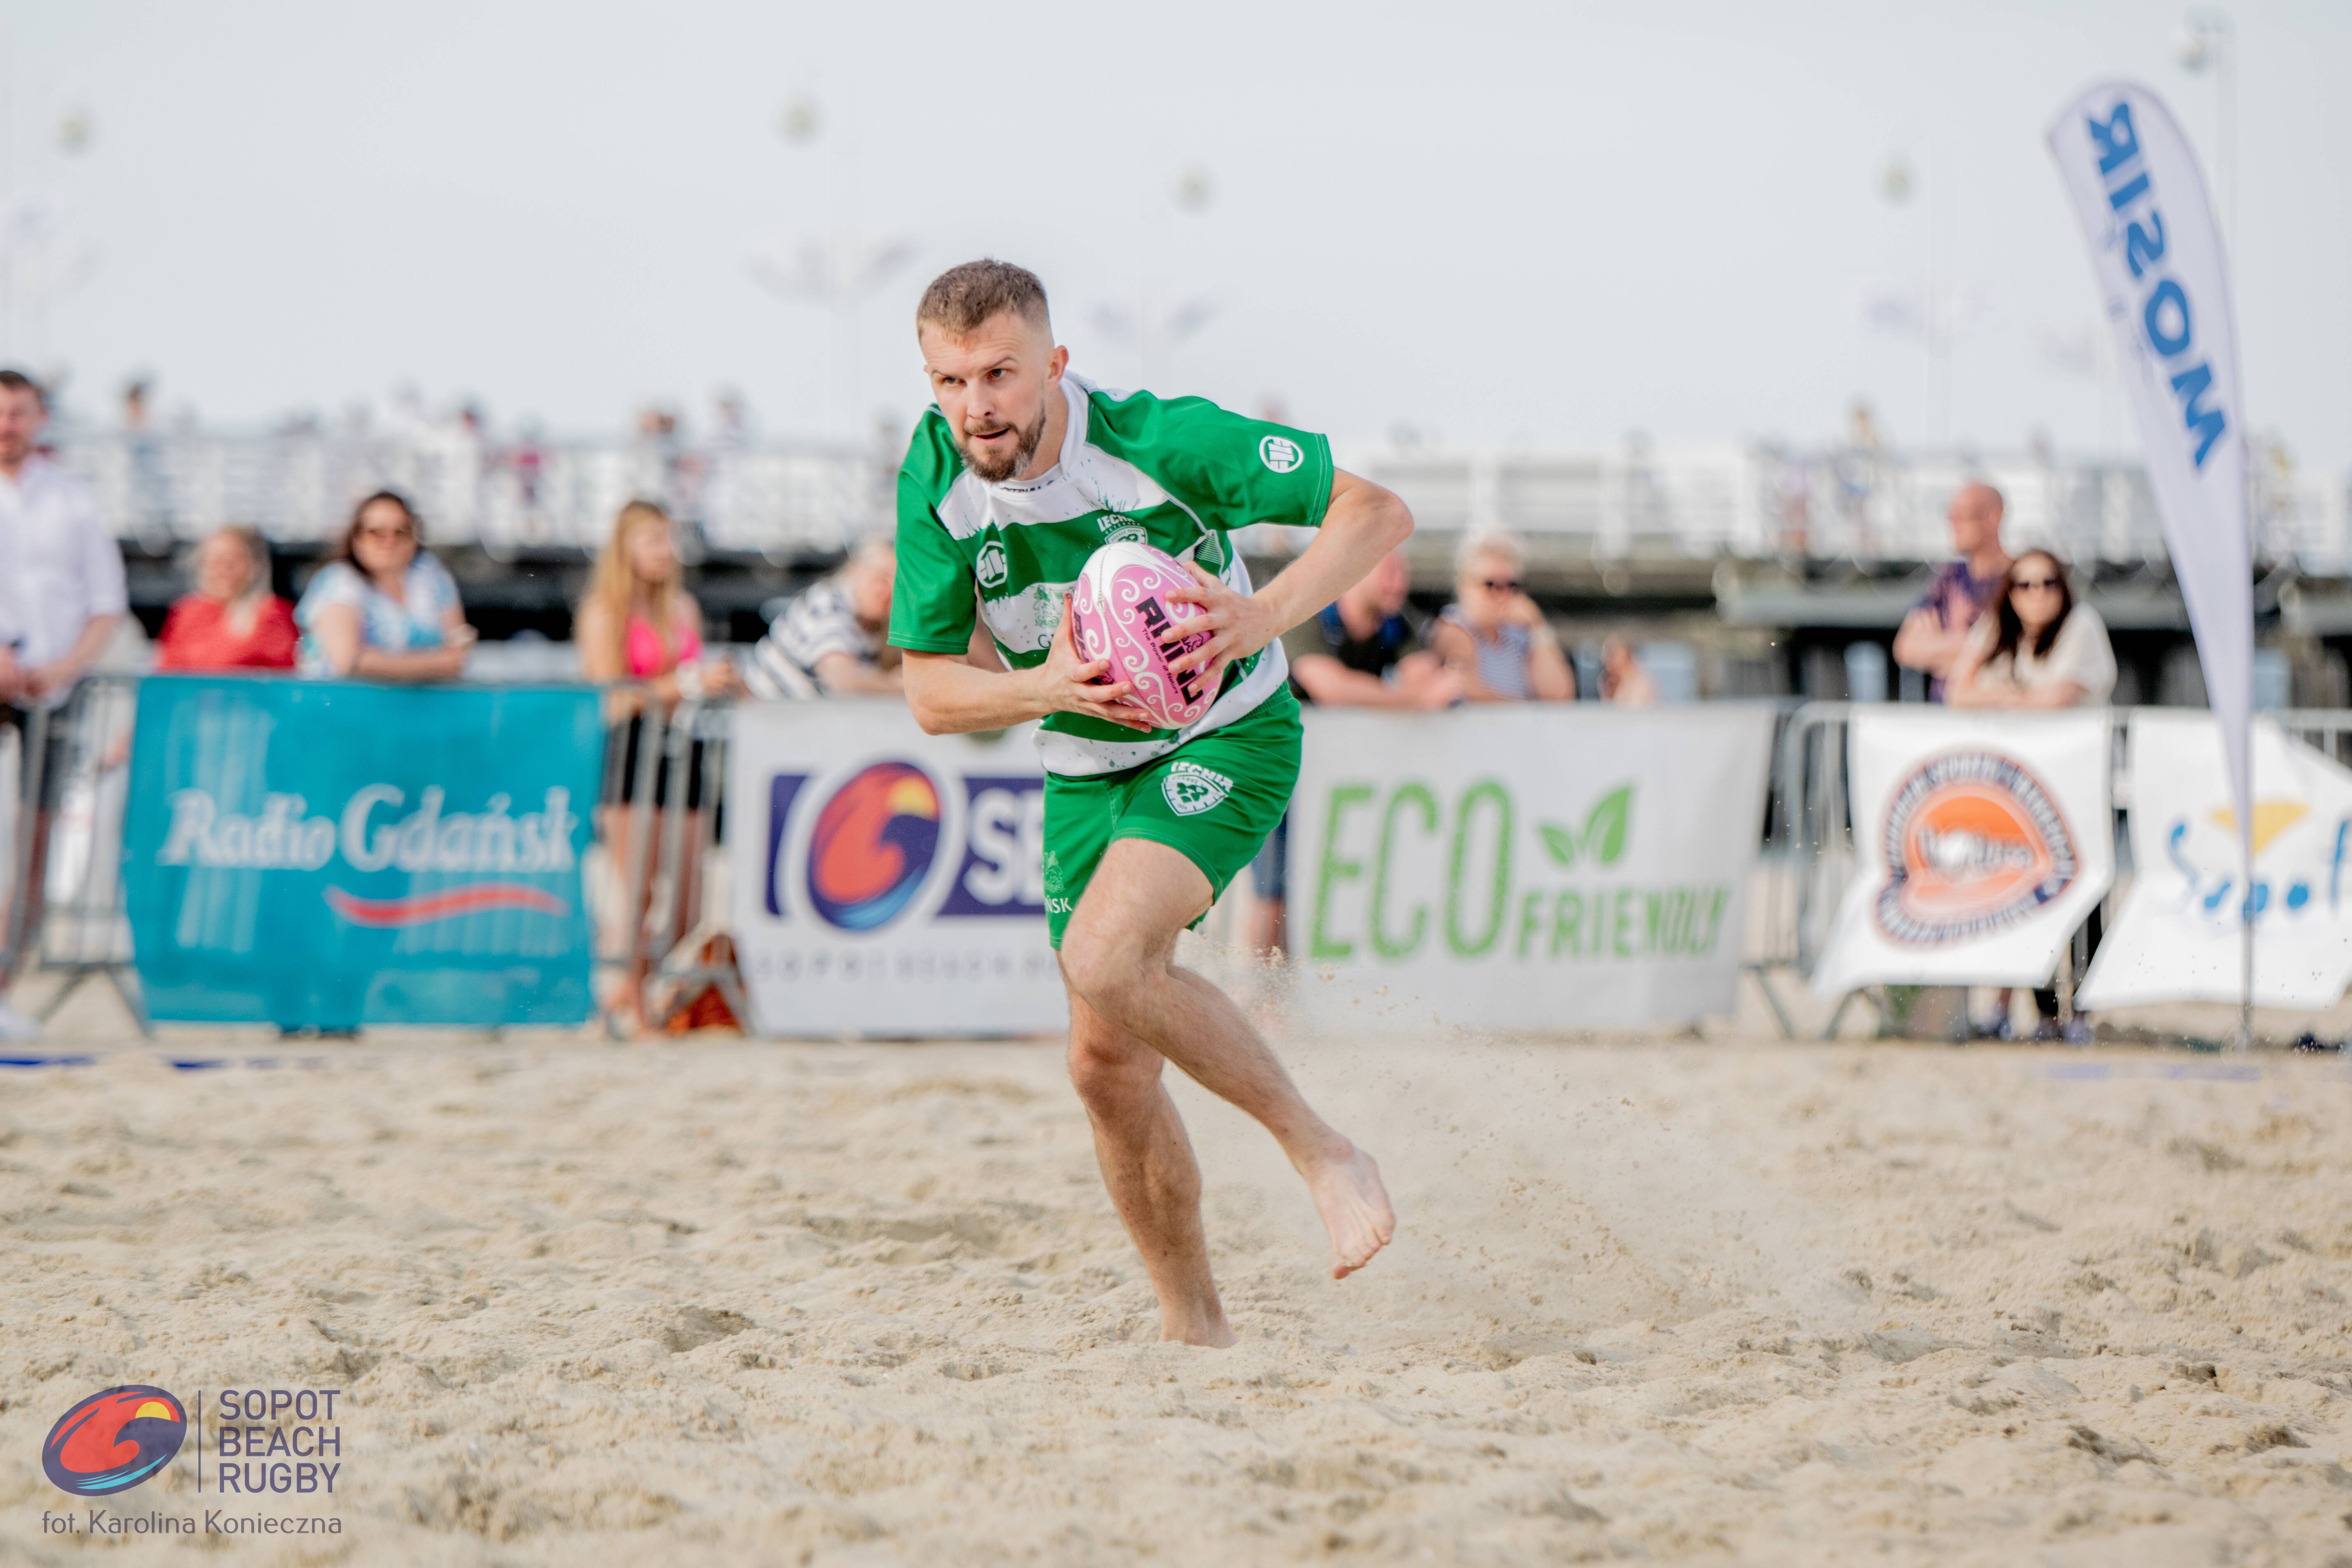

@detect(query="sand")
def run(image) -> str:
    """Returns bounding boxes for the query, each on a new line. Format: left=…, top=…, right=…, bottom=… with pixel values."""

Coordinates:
left=4, top=1002, right=2352, bottom=1565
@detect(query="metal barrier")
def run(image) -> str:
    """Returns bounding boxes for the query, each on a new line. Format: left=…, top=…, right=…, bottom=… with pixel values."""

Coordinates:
left=1748, top=701, right=2352, bottom=1040
left=0, top=675, right=750, bottom=1039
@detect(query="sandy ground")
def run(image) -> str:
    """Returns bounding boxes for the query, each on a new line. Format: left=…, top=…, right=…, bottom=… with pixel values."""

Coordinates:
left=5, top=994, right=2352, bottom=1564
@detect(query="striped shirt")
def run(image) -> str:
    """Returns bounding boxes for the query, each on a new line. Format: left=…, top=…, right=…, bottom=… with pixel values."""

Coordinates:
left=745, top=578, right=881, bottom=699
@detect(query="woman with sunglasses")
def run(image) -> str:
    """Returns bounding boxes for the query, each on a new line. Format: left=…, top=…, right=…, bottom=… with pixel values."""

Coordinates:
left=1430, top=533, right=1574, bottom=702
left=1945, top=549, right=2114, bottom=710
left=1948, top=548, right=2115, bottom=1041
left=295, top=490, right=474, bottom=680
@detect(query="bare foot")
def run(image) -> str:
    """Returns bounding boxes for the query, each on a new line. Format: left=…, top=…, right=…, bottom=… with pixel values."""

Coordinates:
left=1304, top=1142, right=1395, bottom=1278
left=1163, top=1317, right=1239, bottom=1348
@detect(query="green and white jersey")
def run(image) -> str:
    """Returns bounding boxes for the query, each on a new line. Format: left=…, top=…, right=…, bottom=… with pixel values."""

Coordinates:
left=890, top=373, right=1334, bottom=777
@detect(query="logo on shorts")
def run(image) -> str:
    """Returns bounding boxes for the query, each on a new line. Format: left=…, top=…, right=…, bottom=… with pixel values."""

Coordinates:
left=42, top=1386, right=187, bottom=1497
left=806, top=762, right=944, bottom=931
left=975, top=540, right=1009, bottom=590
left=1875, top=751, right=2077, bottom=944
left=1162, top=760, right=1233, bottom=818
left=1095, top=513, right=1147, bottom=545
left=1258, top=435, right=1303, bottom=474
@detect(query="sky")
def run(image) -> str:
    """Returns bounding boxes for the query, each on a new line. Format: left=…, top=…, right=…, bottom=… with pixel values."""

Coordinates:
left=6, top=0, right=2348, bottom=472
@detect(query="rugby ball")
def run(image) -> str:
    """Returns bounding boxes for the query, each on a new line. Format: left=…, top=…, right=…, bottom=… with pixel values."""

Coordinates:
left=1071, top=540, right=1217, bottom=729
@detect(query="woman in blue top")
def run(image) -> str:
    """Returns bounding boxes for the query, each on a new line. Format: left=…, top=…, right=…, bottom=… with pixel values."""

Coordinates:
left=296, top=490, right=473, bottom=681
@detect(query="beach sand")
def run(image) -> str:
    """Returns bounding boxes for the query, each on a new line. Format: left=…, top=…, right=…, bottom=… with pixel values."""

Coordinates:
left=3, top=1008, right=2352, bottom=1565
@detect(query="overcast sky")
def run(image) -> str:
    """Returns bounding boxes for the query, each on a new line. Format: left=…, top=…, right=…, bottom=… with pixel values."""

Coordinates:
left=9, top=0, right=2348, bottom=472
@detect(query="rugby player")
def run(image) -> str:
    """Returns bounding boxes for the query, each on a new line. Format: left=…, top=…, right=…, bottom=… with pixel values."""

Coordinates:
left=892, top=260, right=1403, bottom=1346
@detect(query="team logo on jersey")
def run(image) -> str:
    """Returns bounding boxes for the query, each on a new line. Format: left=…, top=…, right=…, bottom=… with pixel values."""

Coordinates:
left=975, top=540, right=1009, bottom=590
left=1874, top=751, right=2077, bottom=945
left=1162, top=760, right=1233, bottom=818
left=1258, top=435, right=1303, bottom=474
left=1095, top=513, right=1147, bottom=545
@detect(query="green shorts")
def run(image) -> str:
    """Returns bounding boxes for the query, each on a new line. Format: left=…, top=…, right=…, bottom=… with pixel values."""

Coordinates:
left=1040, top=692, right=1303, bottom=948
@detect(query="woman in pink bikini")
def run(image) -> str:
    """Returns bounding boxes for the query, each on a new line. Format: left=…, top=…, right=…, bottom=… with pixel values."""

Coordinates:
left=576, top=500, right=740, bottom=1034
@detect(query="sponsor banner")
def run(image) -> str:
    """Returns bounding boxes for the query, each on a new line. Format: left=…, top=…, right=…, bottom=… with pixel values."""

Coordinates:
left=1812, top=708, right=2113, bottom=995
left=2079, top=713, right=2352, bottom=1010
left=1290, top=705, right=1774, bottom=1031
left=2049, top=84, right=2252, bottom=840
left=727, top=701, right=1062, bottom=1037
left=121, top=678, right=601, bottom=1027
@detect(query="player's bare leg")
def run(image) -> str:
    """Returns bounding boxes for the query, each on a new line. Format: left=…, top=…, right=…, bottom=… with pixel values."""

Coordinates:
left=1059, top=837, right=1395, bottom=1284
left=1066, top=993, right=1233, bottom=1346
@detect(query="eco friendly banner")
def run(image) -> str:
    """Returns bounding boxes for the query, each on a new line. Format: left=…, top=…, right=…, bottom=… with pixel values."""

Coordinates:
left=1288, top=706, right=1774, bottom=1031
left=121, top=677, right=603, bottom=1027
left=1810, top=708, right=2114, bottom=997
left=727, top=701, right=1064, bottom=1037
left=2079, top=712, right=2352, bottom=1010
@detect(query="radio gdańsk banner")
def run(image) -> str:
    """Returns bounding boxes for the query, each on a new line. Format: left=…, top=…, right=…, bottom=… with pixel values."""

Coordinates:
left=122, top=678, right=602, bottom=1028
left=2079, top=713, right=2352, bottom=1010
left=1810, top=709, right=2114, bottom=997
left=1289, top=706, right=1774, bottom=1031
left=726, top=701, right=1063, bottom=1037
left=2048, top=83, right=2252, bottom=841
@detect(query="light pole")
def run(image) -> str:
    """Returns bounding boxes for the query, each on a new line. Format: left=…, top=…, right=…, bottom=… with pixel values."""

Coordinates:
left=1875, top=152, right=1947, bottom=444
left=2176, top=8, right=2235, bottom=265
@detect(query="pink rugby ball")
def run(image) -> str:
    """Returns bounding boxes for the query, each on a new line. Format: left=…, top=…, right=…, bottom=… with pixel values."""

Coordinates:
left=1071, top=540, right=1217, bottom=729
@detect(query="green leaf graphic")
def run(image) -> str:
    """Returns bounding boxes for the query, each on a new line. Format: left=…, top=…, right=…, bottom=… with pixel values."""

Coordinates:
left=1584, top=785, right=1633, bottom=867
left=1538, top=823, right=1579, bottom=867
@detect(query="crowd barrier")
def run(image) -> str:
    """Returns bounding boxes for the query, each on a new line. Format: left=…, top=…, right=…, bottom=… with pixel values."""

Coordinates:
left=1748, top=701, right=2352, bottom=1039
left=0, top=674, right=743, bottom=1039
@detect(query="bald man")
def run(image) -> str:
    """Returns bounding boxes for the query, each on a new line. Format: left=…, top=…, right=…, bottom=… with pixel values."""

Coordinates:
left=1893, top=482, right=2010, bottom=701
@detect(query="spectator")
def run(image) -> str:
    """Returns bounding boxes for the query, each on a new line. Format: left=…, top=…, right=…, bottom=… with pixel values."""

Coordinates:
left=576, top=500, right=739, bottom=1037
left=1944, top=549, right=2116, bottom=710
left=574, top=499, right=740, bottom=700
left=296, top=491, right=473, bottom=681
left=0, top=367, right=126, bottom=1040
left=1285, top=548, right=1461, bottom=709
left=1429, top=533, right=1573, bottom=701
left=745, top=537, right=903, bottom=697
left=1893, top=481, right=2010, bottom=700
left=1250, top=549, right=1463, bottom=953
left=1947, top=549, right=2116, bottom=1042
left=154, top=527, right=297, bottom=672
left=1600, top=637, right=1658, bottom=707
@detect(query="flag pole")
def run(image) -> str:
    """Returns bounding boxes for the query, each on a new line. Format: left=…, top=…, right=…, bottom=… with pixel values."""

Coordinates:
left=2235, top=820, right=2254, bottom=1052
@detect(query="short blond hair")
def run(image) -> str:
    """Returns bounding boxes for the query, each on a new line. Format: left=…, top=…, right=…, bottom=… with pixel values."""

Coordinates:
left=1456, top=531, right=1525, bottom=576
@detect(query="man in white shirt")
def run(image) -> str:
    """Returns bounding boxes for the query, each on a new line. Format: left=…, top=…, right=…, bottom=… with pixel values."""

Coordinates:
left=0, top=369, right=127, bottom=1038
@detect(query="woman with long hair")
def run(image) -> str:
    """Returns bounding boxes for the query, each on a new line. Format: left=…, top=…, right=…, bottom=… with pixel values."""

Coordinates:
left=1948, top=549, right=2117, bottom=1040
left=575, top=500, right=739, bottom=1035
left=1946, top=548, right=2115, bottom=710
left=294, top=491, right=472, bottom=680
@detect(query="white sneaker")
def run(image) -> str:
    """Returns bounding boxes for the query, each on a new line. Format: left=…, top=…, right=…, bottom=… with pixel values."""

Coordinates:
left=0, top=999, right=43, bottom=1042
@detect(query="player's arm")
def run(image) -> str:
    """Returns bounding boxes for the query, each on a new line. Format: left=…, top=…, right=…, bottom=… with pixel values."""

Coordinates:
left=902, top=604, right=1153, bottom=736
left=1165, top=470, right=1413, bottom=688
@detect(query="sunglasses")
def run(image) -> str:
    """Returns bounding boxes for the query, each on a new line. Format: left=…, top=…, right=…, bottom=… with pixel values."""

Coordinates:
left=358, top=524, right=413, bottom=541
left=1477, top=577, right=1522, bottom=593
left=2010, top=576, right=2062, bottom=593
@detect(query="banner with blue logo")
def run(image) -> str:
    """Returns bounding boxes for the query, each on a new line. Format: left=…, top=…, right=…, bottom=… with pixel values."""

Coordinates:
left=122, top=677, right=603, bottom=1028
left=726, top=701, right=1061, bottom=1037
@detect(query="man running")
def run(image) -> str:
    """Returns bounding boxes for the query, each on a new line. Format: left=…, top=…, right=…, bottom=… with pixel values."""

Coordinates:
left=891, top=260, right=1402, bottom=1346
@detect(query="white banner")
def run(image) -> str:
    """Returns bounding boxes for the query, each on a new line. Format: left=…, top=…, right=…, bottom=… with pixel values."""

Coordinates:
left=2079, top=712, right=2352, bottom=1010
left=1289, top=706, right=1773, bottom=1031
left=2048, top=83, right=2251, bottom=840
left=726, top=701, right=1064, bottom=1037
left=1812, top=709, right=2114, bottom=996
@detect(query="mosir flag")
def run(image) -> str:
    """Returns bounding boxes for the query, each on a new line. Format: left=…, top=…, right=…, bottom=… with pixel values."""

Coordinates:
left=1811, top=709, right=2114, bottom=997
left=1290, top=706, right=1773, bottom=1031
left=727, top=702, right=1063, bottom=1037
left=2079, top=713, right=2352, bottom=1010
left=2048, top=82, right=2251, bottom=840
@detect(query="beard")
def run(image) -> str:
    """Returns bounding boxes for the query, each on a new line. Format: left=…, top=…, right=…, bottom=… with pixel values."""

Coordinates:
left=957, top=400, right=1050, bottom=483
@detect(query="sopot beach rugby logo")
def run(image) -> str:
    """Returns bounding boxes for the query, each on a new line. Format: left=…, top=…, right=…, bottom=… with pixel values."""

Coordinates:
left=42, top=1386, right=187, bottom=1497
left=1875, top=750, right=2078, bottom=944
